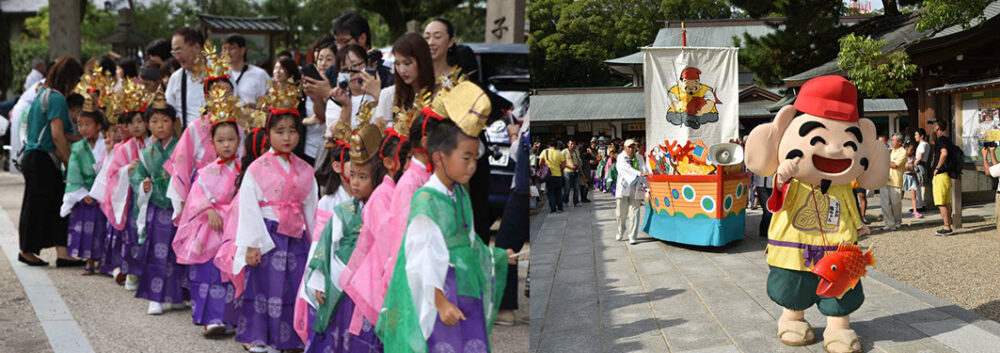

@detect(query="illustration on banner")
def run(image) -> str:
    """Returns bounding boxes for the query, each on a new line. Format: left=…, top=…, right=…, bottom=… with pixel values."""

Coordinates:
left=666, top=67, right=722, bottom=129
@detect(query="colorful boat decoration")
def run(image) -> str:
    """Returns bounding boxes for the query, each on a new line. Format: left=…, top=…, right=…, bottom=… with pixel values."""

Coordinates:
left=642, top=171, right=750, bottom=246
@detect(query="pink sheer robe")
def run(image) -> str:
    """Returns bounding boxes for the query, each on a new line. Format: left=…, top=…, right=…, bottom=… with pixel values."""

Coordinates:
left=172, top=158, right=238, bottom=265
left=99, top=137, right=148, bottom=230
left=339, top=175, right=395, bottom=334
left=165, top=119, right=215, bottom=224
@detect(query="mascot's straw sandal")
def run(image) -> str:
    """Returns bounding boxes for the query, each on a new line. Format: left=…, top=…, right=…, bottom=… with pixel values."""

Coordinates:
left=777, top=319, right=816, bottom=346
left=823, top=328, right=862, bottom=353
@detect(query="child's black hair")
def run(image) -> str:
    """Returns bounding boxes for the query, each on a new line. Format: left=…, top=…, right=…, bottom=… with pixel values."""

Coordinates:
left=425, top=119, right=476, bottom=164
left=66, top=93, right=85, bottom=109
left=317, top=141, right=350, bottom=195
left=266, top=112, right=303, bottom=133
left=408, top=112, right=446, bottom=152
left=211, top=121, right=239, bottom=138
left=142, top=104, right=178, bottom=123
left=236, top=128, right=270, bottom=191
left=393, top=139, right=411, bottom=181
left=78, top=109, right=104, bottom=127
left=378, top=133, right=409, bottom=182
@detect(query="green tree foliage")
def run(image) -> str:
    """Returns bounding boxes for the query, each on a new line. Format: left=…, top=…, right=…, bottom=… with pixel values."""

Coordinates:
left=530, top=0, right=666, bottom=88
left=914, top=0, right=994, bottom=31
left=730, top=0, right=849, bottom=85
left=837, top=33, right=916, bottom=98
left=352, top=0, right=466, bottom=41
left=660, top=0, right=735, bottom=19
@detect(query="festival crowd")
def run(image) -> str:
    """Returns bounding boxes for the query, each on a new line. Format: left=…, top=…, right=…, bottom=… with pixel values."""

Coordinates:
left=8, top=11, right=529, bottom=353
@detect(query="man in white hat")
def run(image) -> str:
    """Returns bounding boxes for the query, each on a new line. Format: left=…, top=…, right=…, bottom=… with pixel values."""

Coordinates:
left=616, top=139, right=649, bottom=244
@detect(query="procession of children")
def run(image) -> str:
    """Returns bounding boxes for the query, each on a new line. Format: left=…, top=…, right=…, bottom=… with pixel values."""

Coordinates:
left=57, top=39, right=510, bottom=353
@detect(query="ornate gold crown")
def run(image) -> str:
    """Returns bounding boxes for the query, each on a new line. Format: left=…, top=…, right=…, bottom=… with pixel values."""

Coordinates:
left=201, top=84, right=242, bottom=126
left=75, top=62, right=115, bottom=114
left=202, top=39, right=231, bottom=82
left=392, top=87, right=433, bottom=138
left=107, top=79, right=152, bottom=124
left=435, top=65, right=464, bottom=88
left=349, top=122, right=384, bottom=165
left=151, top=88, right=168, bottom=110
left=262, top=78, right=301, bottom=111
left=82, top=95, right=98, bottom=114
left=432, top=80, right=491, bottom=137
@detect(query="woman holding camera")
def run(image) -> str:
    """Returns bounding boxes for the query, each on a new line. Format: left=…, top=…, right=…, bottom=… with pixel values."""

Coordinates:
left=325, top=44, right=380, bottom=135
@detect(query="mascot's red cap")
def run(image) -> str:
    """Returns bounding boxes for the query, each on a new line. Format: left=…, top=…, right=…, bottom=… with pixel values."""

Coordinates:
left=680, top=67, right=701, bottom=80
left=793, top=75, right=859, bottom=122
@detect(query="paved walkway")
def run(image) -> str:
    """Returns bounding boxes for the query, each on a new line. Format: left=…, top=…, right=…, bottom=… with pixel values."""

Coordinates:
left=529, top=191, right=1000, bottom=353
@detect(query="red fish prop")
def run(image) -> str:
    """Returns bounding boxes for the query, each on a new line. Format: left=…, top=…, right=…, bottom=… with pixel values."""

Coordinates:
left=810, top=242, right=876, bottom=299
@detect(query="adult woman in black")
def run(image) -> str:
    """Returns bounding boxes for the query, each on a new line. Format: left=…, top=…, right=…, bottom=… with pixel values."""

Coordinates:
left=18, top=57, right=86, bottom=267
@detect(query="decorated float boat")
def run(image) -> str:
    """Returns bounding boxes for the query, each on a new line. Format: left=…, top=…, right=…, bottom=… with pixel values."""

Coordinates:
left=642, top=170, right=749, bottom=246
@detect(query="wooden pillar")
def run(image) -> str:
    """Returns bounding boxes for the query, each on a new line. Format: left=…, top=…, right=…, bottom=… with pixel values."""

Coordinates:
left=486, top=0, right=527, bottom=44
left=48, top=0, right=82, bottom=60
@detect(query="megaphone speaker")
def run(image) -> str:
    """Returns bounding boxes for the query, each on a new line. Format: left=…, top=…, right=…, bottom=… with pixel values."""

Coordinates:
left=708, top=143, right=744, bottom=166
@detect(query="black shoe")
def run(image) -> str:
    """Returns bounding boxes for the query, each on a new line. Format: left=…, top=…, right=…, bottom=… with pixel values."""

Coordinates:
left=935, top=228, right=953, bottom=236
left=18, top=254, right=48, bottom=267
left=55, top=258, right=87, bottom=268
left=582, top=199, right=591, bottom=203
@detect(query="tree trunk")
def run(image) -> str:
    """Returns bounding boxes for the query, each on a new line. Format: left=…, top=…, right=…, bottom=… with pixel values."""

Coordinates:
left=49, top=0, right=82, bottom=60
left=884, top=0, right=901, bottom=16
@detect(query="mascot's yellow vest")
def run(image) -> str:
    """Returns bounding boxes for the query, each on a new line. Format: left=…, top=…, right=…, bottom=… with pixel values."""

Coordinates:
left=766, top=179, right=863, bottom=272
left=668, top=84, right=718, bottom=113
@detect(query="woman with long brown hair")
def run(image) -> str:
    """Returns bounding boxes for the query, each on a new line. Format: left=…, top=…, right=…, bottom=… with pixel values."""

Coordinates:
left=18, top=56, right=85, bottom=267
left=372, top=33, right=435, bottom=126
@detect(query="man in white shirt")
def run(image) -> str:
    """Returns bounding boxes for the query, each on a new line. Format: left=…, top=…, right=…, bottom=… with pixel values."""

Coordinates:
left=616, top=139, right=650, bottom=244
left=165, top=26, right=206, bottom=128
left=222, top=34, right=271, bottom=105
left=23, top=59, right=46, bottom=93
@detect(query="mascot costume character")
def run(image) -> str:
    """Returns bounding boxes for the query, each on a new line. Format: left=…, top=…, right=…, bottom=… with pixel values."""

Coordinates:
left=745, top=75, right=889, bottom=353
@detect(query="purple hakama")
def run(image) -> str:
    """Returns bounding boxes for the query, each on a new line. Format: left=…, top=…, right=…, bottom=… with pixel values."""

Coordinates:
left=99, top=216, right=131, bottom=275
left=121, top=206, right=147, bottom=276
left=134, top=203, right=188, bottom=304
left=235, top=219, right=309, bottom=350
left=425, top=267, right=490, bottom=353
left=187, top=261, right=235, bottom=326
left=304, top=295, right=383, bottom=353
left=66, top=202, right=107, bottom=260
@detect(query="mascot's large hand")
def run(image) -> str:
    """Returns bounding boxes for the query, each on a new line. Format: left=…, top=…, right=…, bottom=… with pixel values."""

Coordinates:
left=745, top=76, right=890, bottom=193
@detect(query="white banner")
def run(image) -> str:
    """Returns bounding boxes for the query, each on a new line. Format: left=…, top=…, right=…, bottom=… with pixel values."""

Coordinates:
left=643, top=47, right=739, bottom=152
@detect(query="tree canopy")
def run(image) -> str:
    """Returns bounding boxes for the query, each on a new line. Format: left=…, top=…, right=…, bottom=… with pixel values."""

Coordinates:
left=837, top=33, right=917, bottom=98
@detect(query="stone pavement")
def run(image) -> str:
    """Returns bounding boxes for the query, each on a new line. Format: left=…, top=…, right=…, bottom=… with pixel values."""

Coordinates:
left=529, top=190, right=1000, bottom=353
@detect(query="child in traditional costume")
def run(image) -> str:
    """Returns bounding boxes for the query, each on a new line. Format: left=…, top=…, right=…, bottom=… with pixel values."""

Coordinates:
left=315, top=125, right=353, bottom=238
left=172, top=85, right=244, bottom=335
left=131, top=90, right=187, bottom=315
left=166, top=40, right=240, bottom=222
left=61, top=96, right=108, bottom=274
left=335, top=115, right=412, bottom=347
left=98, top=79, right=152, bottom=288
left=233, top=82, right=317, bottom=353
left=301, top=112, right=387, bottom=353
left=376, top=81, right=508, bottom=353
left=744, top=76, right=889, bottom=353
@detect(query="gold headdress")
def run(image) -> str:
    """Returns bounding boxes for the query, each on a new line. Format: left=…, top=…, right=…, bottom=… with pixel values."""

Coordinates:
left=74, top=62, right=115, bottom=114
left=150, top=88, right=169, bottom=110
left=242, top=78, right=301, bottom=131
left=349, top=122, right=384, bottom=165
left=107, top=79, right=152, bottom=124
left=202, top=39, right=231, bottom=84
left=392, top=87, right=433, bottom=139
left=432, top=80, right=491, bottom=137
left=81, top=95, right=98, bottom=114
left=202, top=84, right=242, bottom=126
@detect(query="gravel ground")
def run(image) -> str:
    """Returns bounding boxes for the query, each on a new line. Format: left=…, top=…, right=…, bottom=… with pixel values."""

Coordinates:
left=857, top=205, right=1000, bottom=323
left=0, top=173, right=51, bottom=353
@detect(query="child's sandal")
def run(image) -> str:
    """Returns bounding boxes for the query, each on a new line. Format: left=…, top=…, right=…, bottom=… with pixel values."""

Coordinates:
left=776, top=319, right=815, bottom=346
left=80, top=266, right=95, bottom=276
left=823, top=328, right=862, bottom=353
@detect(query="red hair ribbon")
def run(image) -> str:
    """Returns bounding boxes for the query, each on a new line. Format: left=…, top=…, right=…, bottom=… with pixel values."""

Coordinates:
left=379, top=127, right=406, bottom=175
left=265, top=108, right=301, bottom=132
left=203, top=75, right=231, bottom=84
left=333, top=139, right=351, bottom=184
left=251, top=127, right=268, bottom=159
left=415, top=106, right=446, bottom=174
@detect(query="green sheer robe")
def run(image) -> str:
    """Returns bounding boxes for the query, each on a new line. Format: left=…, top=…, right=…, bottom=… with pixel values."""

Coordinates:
left=375, top=184, right=508, bottom=353
left=130, top=137, right=177, bottom=243
left=65, top=139, right=99, bottom=193
left=305, top=198, right=363, bottom=334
